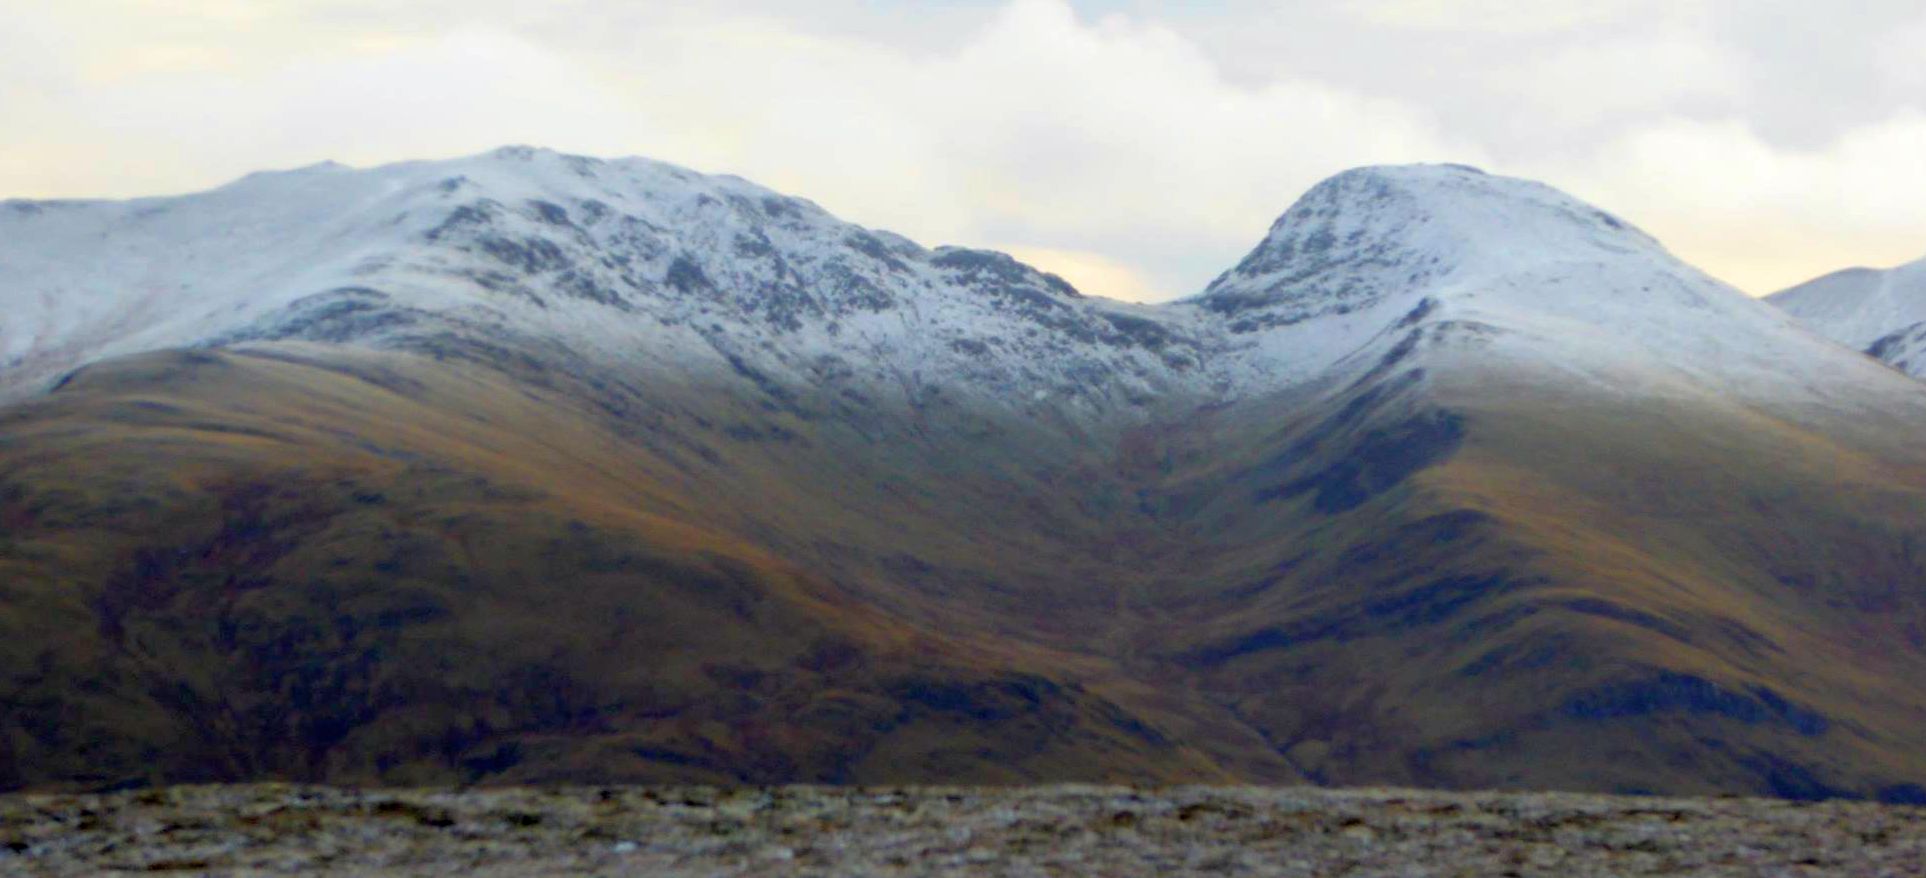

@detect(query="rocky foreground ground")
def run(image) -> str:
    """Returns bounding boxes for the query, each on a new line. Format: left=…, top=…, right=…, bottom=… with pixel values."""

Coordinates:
left=0, top=783, right=1920, bottom=876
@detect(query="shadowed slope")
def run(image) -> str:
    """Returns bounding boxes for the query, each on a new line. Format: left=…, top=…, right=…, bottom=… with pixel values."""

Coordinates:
left=1129, top=356, right=1926, bottom=801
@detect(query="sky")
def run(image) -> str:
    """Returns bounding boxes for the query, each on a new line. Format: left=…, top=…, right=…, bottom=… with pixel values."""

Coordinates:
left=3, top=0, right=1925, bottom=302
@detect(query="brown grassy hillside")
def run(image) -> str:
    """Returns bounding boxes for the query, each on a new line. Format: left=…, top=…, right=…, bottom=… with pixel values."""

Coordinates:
left=0, top=345, right=1226, bottom=790
left=3, top=341, right=1926, bottom=801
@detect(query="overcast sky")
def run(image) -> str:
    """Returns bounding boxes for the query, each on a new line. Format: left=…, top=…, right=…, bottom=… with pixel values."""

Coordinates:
left=4, top=0, right=1925, bottom=301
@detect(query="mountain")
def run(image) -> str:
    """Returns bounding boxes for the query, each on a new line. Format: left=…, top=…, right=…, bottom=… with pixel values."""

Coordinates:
left=1767, top=256, right=1926, bottom=378
left=4, top=150, right=1926, bottom=803
left=0, top=146, right=1208, bottom=416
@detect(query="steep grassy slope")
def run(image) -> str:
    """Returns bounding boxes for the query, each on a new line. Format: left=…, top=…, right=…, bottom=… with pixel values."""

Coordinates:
left=0, top=344, right=1228, bottom=791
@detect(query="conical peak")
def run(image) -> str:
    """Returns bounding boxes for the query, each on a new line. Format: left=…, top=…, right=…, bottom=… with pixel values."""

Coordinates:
left=1274, top=163, right=1648, bottom=240
left=1194, top=163, right=1664, bottom=320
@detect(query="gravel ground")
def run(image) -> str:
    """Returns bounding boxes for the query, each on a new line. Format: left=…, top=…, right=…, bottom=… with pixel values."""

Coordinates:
left=1, top=783, right=1920, bottom=876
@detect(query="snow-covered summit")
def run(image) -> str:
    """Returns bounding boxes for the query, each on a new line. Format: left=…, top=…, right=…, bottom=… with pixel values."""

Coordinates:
left=0, top=146, right=1203, bottom=414
left=1768, top=257, right=1926, bottom=377
left=1180, top=163, right=1923, bottom=407
left=1192, top=164, right=1659, bottom=325
left=2, top=149, right=1918, bottom=419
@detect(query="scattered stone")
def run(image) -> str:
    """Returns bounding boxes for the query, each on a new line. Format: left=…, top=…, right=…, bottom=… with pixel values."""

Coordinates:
left=0, top=783, right=1919, bottom=876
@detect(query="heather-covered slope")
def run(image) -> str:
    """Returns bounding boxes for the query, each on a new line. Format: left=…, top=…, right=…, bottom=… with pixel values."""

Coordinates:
left=4, top=153, right=1926, bottom=800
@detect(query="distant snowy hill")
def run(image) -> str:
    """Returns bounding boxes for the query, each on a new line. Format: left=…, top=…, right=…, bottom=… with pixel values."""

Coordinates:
left=1768, top=257, right=1926, bottom=378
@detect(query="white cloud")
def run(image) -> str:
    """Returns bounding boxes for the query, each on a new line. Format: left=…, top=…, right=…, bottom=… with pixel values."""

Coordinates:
left=0, top=28, right=640, bottom=197
left=1876, top=14, right=1926, bottom=89
left=1, top=0, right=1924, bottom=299
left=1491, top=33, right=1745, bottom=128
left=1542, top=112, right=1926, bottom=291
left=1349, top=0, right=1670, bottom=34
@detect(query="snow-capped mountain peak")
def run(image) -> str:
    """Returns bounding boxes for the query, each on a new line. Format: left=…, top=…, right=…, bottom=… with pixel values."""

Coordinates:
left=1192, top=164, right=1661, bottom=323
left=1180, top=163, right=1924, bottom=409
left=0, top=148, right=1202, bottom=415
left=3, top=150, right=1921, bottom=420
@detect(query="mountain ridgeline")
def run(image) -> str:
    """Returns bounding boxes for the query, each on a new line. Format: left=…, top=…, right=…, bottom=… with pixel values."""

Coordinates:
left=3, top=148, right=1926, bottom=802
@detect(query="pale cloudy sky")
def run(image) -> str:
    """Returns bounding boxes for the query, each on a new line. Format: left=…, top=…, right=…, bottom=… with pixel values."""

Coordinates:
left=4, top=0, right=1925, bottom=301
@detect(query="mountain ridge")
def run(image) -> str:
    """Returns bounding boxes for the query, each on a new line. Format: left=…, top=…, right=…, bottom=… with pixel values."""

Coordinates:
left=3, top=148, right=1926, bottom=800
left=7, top=150, right=1902, bottom=404
left=8, top=148, right=1916, bottom=416
left=1, top=145, right=1216, bottom=423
